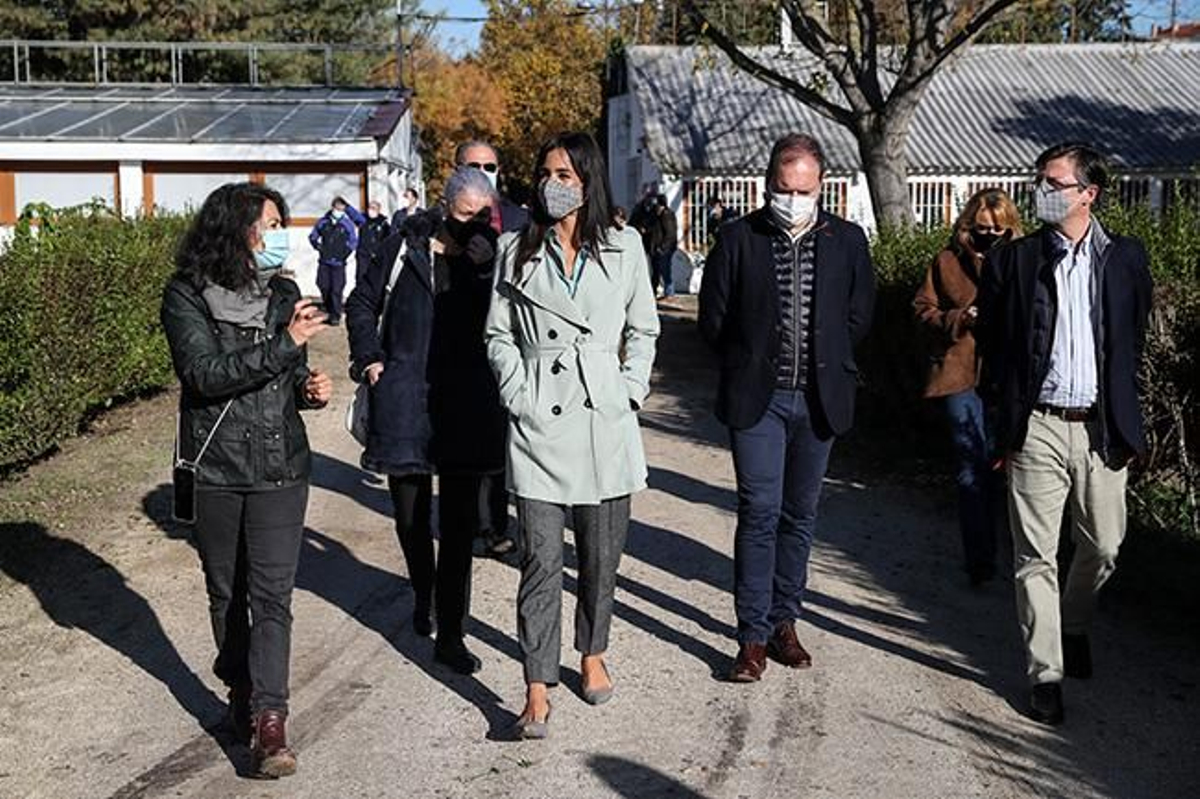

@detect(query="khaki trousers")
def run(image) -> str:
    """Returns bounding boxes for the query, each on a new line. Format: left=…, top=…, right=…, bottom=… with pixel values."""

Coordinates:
left=1007, top=410, right=1128, bottom=685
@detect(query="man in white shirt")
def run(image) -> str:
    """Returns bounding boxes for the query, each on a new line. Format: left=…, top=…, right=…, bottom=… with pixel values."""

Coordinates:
left=977, top=142, right=1154, bottom=725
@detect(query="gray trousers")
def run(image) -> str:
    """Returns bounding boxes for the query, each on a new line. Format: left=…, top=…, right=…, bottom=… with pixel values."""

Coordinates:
left=516, top=495, right=630, bottom=685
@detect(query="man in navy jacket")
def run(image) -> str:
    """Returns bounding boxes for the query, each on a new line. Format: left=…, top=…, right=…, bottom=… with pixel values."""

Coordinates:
left=308, top=195, right=364, bottom=326
left=699, top=133, right=875, bottom=682
left=977, top=142, right=1153, bottom=725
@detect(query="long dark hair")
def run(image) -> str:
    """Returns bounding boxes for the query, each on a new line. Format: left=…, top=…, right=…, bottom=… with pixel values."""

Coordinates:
left=514, top=132, right=613, bottom=275
left=174, top=182, right=289, bottom=292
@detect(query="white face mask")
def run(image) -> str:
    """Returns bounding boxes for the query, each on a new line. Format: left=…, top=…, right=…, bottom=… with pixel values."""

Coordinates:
left=1034, top=182, right=1075, bottom=226
left=769, top=191, right=818, bottom=229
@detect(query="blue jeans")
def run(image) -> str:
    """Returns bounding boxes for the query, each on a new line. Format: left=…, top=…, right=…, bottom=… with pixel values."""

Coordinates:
left=651, top=250, right=675, bottom=296
left=730, top=389, right=834, bottom=644
left=943, top=389, right=998, bottom=577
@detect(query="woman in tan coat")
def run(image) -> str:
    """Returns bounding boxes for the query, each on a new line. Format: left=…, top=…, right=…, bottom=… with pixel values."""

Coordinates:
left=914, top=188, right=1021, bottom=586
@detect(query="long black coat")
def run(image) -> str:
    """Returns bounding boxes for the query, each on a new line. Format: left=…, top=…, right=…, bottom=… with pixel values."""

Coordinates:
left=346, top=228, right=435, bottom=475
left=428, top=228, right=506, bottom=475
left=345, top=218, right=505, bottom=475
left=976, top=224, right=1153, bottom=461
left=698, top=208, right=876, bottom=433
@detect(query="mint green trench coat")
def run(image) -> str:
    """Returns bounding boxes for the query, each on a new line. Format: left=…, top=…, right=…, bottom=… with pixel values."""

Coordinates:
left=484, top=226, right=660, bottom=505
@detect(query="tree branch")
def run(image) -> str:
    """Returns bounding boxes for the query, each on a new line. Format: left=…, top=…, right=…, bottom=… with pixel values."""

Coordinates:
left=683, top=0, right=855, bottom=126
left=894, top=0, right=1019, bottom=99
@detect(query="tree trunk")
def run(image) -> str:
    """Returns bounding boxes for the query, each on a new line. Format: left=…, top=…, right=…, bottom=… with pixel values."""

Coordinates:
left=855, top=108, right=918, bottom=228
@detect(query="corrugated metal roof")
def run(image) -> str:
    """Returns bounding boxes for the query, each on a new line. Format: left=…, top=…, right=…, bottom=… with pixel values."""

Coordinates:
left=626, top=43, right=1200, bottom=175
left=0, top=85, right=409, bottom=143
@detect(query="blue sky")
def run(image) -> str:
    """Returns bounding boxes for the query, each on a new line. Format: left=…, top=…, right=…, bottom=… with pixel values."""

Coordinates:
left=426, top=0, right=489, bottom=57
left=424, top=0, right=1200, bottom=56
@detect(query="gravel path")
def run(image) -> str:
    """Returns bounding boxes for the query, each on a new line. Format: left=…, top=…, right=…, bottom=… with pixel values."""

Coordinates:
left=1, top=300, right=1196, bottom=799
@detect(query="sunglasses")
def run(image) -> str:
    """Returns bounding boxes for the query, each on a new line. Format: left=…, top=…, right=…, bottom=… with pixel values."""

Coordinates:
left=466, top=162, right=499, bottom=174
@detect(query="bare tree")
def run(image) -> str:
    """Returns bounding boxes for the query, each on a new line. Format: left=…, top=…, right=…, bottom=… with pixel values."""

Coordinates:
left=684, top=0, right=1019, bottom=226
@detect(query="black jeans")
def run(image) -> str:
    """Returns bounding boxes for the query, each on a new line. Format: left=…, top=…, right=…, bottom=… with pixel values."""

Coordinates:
left=193, top=483, right=307, bottom=714
left=729, top=389, right=833, bottom=644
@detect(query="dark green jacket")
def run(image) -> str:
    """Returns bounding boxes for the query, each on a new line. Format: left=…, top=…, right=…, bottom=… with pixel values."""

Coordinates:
left=161, top=275, right=322, bottom=490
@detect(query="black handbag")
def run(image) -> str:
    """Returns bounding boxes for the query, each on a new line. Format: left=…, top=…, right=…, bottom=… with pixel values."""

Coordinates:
left=173, top=399, right=233, bottom=524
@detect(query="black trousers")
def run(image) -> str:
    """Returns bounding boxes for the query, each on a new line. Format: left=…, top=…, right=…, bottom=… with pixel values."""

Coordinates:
left=193, top=484, right=308, bottom=714
left=387, top=473, right=481, bottom=642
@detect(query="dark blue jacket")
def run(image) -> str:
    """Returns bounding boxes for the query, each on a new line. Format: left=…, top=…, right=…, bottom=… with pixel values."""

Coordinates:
left=976, top=224, right=1153, bottom=461
left=309, top=207, right=363, bottom=267
left=345, top=227, right=435, bottom=475
left=698, top=208, right=876, bottom=433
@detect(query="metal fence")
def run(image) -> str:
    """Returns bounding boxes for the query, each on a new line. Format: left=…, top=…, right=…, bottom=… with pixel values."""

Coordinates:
left=0, top=39, right=396, bottom=86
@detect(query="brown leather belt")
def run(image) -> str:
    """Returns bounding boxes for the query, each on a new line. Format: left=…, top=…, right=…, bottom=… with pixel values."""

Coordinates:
left=1035, top=403, right=1096, bottom=422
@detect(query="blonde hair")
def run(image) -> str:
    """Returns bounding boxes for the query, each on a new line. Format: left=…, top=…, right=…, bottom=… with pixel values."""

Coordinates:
left=953, top=188, right=1022, bottom=259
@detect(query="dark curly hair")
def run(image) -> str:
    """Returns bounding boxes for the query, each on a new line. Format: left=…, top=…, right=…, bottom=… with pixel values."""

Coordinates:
left=174, top=182, right=289, bottom=292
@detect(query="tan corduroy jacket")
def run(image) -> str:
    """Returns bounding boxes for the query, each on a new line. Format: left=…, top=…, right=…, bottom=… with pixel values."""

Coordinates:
left=913, top=248, right=983, bottom=398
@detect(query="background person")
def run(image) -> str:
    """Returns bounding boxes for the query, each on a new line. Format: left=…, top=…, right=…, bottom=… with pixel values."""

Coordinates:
left=914, top=188, right=1022, bottom=587
left=355, top=199, right=391, bottom=286
left=485, top=131, right=659, bottom=738
left=308, top=195, right=364, bottom=326
left=650, top=193, right=678, bottom=299
left=390, top=187, right=422, bottom=232
left=977, top=142, right=1154, bottom=725
left=161, top=182, right=332, bottom=779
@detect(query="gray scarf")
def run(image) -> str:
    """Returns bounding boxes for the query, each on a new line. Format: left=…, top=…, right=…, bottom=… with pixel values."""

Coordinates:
left=201, top=278, right=272, bottom=329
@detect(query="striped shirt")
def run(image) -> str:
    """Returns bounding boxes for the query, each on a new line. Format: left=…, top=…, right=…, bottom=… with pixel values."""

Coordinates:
left=1039, top=226, right=1098, bottom=407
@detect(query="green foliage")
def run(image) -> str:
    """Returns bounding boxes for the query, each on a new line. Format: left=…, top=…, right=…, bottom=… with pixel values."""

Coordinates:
left=0, top=207, right=187, bottom=470
left=859, top=195, right=1200, bottom=540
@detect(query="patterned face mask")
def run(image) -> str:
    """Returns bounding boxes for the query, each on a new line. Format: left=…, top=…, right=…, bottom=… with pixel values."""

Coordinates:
left=541, top=178, right=584, bottom=221
left=1034, top=182, right=1075, bottom=226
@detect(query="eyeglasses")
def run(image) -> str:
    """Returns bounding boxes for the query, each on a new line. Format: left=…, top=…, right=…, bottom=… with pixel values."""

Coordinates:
left=1034, top=176, right=1083, bottom=193
left=465, top=162, right=499, bottom=174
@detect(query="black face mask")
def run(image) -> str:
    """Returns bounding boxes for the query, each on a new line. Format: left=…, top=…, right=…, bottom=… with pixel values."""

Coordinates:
left=445, top=212, right=491, bottom=243
left=971, top=230, right=1009, bottom=252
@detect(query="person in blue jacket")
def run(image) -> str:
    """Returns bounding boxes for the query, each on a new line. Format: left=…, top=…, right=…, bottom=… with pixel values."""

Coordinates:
left=308, top=196, right=364, bottom=326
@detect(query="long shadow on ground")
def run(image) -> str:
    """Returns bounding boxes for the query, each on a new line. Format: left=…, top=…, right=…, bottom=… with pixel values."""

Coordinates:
left=0, top=521, right=248, bottom=784
left=640, top=300, right=1200, bottom=797
left=142, top=483, right=520, bottom=743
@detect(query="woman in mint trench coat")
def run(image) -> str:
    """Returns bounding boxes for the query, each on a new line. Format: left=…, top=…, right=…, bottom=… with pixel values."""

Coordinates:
left=485, top=132, right=659, bottom=738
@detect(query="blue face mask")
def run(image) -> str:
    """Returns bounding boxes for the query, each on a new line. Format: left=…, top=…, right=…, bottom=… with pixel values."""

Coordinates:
left=255, top=229, right=290, bottom=271
left=331, top=209, right=345, bottom=220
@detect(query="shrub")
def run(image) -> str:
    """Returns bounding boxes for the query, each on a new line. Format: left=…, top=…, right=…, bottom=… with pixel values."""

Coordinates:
left=0, top=206, right=187, bottom=470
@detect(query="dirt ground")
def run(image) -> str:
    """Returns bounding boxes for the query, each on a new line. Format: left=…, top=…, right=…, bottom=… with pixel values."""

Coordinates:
left=1, top=298, right=1197, bottom=799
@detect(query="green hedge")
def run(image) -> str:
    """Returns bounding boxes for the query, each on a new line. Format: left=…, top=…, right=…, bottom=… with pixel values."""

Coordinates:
left=858, top=196, right=1200, bottom=542
left=0, top=207, right=186, bottom=469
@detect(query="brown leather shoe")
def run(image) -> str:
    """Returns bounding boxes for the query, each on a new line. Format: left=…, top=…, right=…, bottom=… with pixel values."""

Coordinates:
left=252, top=709, right=297, bottom=778
left=729, top=642, right=768, bottom=682
left=767, top=621, right=812, bottom=668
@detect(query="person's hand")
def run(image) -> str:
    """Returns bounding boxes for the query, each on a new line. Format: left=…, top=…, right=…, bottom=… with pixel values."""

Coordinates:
left=304, top=368, right=333, bottom=405
left=287, top=299, right=327, bottom=346
left=464, top=233, right=496, bottom=266
left=364, top=362, right=385, bottom=386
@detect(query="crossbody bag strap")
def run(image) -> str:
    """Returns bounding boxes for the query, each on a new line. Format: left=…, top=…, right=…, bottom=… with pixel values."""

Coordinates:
left=177, top=398, right=235, bottom=468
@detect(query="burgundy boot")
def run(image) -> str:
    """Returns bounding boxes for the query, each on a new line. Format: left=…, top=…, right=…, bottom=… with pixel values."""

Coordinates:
left=252, top=709, right=297, bottom=778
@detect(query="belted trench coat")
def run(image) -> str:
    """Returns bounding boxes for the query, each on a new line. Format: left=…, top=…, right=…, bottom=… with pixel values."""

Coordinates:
left=484, top=225, right=660, bottom=505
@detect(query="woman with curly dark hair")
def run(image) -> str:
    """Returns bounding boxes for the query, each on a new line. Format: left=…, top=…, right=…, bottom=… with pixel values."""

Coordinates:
left=161, top=182, right=331, bottom=778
